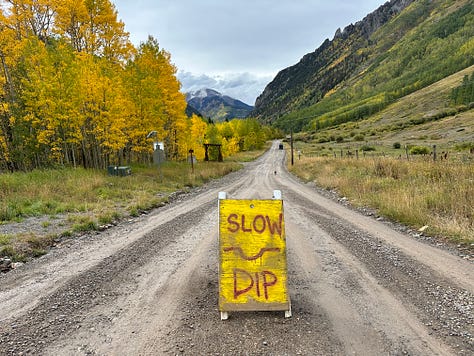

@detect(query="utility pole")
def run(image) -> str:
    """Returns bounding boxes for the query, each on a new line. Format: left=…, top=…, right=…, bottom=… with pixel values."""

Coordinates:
left=290, top=130, right=294, bottom=166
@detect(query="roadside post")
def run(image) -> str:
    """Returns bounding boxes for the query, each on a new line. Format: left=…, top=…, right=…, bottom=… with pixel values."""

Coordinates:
left=189, top=149, right=194, bottom=174
left=218, top=190, right=291, bottom=320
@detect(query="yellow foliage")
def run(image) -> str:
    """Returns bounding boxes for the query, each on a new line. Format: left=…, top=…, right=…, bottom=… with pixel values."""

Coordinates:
left=0, top=1, right=270, bottom=170
left=459, top=37, right=474, bottom=56
left=180, top=114, right=207, bottom=160
left=54, top=0, right=133, bottom=61
left=327, top=53, right=348, bottom=70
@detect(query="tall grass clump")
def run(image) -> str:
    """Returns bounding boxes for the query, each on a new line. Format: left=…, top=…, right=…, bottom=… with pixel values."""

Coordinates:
left=290, top=156, right=474, bottom=246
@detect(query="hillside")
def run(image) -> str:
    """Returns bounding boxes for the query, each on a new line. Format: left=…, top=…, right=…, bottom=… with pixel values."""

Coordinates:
left=252, top=0, right=474, bottom=133
left=185, top=89, right=254, bottom=122
left=298, top=65, right=474, bottom=157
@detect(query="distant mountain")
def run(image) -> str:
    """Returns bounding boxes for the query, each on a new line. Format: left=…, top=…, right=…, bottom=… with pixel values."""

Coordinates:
left=185, top=88, right=254, bottom=122
left=185, top=103, right=203, bottom=118
left=252, top=0, right=474, bottom=131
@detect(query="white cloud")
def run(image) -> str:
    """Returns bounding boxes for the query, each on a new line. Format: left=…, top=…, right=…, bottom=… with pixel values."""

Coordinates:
left=178, top=71, right=274, bottom=106
left=114, top=0, right=388, bottom=105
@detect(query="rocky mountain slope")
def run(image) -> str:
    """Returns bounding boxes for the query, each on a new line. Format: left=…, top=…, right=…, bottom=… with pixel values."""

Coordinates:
left=252, top=0, right=474, bottom=131
left=186, top=88, right=254, bottom=122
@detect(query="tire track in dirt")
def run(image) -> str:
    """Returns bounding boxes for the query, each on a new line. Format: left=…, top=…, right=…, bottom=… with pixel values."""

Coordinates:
left=284, top=205, right=455, bottom=355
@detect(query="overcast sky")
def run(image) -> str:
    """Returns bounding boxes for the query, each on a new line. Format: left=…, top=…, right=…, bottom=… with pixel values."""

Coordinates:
left=113, top=0, right=387, bottom=105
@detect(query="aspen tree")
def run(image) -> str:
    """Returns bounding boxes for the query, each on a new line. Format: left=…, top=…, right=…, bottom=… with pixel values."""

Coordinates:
left=54, top=0, right=133, bottom=61
left=0, top=0, right=190, bottom=169
left=188, top=114, right=207, bottom=161
left=123, top=36, right=188, bottom=162
left=0, top=6, right=16, bottom=170
left=2, top=0, right=56, bottom=40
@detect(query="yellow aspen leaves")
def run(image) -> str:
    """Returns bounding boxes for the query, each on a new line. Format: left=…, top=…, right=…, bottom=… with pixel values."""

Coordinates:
left=0, top=0, right=275, bottom=171
left=0, top=0, right=191, bottom=170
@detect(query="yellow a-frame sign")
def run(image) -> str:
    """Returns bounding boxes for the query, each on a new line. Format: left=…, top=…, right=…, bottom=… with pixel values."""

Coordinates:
left=218, top=190, right=291, bottom=320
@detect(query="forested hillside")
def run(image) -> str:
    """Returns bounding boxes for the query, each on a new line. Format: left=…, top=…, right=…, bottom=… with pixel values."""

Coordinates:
left=252, top=0, right=474, bottom=132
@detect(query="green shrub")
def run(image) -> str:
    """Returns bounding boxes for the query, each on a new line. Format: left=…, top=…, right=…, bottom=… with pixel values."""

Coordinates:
left=410, top=146, right=430, bottom=155
left=393, top=142, right=401, bottom=149
left=360, top=145, right=376, bottom=152
left=454, top=142, right=474, bottom=152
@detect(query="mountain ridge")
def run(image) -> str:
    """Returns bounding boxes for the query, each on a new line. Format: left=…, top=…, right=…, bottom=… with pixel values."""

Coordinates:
left=185, top=88, right=254, bottom=122
left=252, top=0, right=416, bottom=122
left=252, top=0, right=474, bottom=132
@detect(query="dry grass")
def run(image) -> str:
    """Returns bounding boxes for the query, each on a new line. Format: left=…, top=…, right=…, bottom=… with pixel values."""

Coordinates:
left=300, top=66, right=474, bottom=160
left=290, top=156, right=474, bottom=246
left=0, top=160, right=242, bottom=222
left=0, top=155, right=248, bottom=260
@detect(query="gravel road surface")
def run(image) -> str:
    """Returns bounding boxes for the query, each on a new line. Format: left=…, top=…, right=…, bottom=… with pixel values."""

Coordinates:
left=1, top=141, right=473, bottom=355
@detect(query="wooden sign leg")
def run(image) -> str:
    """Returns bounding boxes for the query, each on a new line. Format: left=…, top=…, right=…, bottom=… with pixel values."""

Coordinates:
left=219, top=191, right=228, bottom=320
left=275, top=190, right=292, bottom=319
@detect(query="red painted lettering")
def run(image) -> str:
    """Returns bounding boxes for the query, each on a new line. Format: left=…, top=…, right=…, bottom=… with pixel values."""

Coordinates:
left=227, top=213, right=239, bottom=233
left=262, top=271, right=278, bottom=300
left=266, top=213, right=283, bottom=236
left=224, top=247, right=281, bottom=261
left=226, top=213, right=283, bottom=235
left=233, top=268, right=253, bottom=299
left=255, top=272, right=261, bottom=297
left=232, top=269, right=278, bottom=300
left=241, top=214, right=252, bottom=232
left=252, top=215, right=266, bottom=234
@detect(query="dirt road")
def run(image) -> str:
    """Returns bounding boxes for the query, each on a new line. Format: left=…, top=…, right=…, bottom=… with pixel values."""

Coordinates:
left=1, top=141, right=473, bottom=355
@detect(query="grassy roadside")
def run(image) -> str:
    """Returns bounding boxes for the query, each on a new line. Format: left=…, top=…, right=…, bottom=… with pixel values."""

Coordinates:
left=0, top=147, right=267, bottom=262
left=289, top=155, right=474, bottom=249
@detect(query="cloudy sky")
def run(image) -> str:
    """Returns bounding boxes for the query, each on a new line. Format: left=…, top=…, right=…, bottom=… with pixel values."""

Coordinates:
left=113, top=0, right=387, bottom=105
